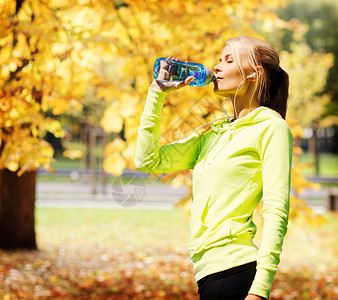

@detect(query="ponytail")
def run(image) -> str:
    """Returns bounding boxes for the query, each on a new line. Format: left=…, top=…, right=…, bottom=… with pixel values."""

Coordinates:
left=260, top=66, right=289, bottom=119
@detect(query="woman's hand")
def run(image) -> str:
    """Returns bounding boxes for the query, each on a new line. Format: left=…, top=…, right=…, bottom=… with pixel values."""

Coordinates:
left=150, top=57, right=195, bottom=93
left=245, top=294, right=266, bottom=300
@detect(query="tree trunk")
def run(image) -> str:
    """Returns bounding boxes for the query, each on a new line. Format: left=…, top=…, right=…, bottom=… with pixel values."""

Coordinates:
left=0, top=168, right=37, bottom=249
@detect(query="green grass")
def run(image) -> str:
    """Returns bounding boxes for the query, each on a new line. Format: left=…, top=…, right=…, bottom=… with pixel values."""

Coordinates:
left=34, top=207, right=338, bottom=270
left=298, top=152, right=338, bottom=177
left=35, top=207, right=190, bottom=250
left=50, top=157, right=82, bottom=169
left=37, top=174, right=79, bottom=182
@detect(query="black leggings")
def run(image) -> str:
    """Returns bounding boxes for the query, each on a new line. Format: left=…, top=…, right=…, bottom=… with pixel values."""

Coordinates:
left=197, top=261, right=257, bottom=300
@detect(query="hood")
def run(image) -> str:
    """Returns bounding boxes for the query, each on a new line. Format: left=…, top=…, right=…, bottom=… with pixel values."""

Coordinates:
left=198, top=106, right=282, bottom=176
left=210, top=106, right=282, bottom=133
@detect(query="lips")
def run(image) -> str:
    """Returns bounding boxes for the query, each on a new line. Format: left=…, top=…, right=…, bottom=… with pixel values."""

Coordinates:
left=216, top=76, right=223, bottom=81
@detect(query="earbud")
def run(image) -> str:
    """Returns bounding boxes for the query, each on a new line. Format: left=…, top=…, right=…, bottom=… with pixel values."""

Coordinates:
left=246, top=72, right=257, bottom=79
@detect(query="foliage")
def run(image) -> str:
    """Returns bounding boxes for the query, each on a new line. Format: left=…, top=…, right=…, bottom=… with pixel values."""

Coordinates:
left=0, top=0, right=131, bottom=174
left=0, top=0, right=332, bottom=225
left=276, top=0, right=338, bottom=118
left=99, top=0, right=290, bottom=175
left=92, top=0, right=331, bottom=225
left=1, top=0, right=288, bottom=176
left=270, top=20, right=335, bottom=128
left=280, top=41, right=334, bottom=127
left=0, top=0, right=92, bottom=175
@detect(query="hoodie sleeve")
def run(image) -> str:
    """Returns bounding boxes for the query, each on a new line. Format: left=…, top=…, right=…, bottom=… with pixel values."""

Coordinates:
left=248, top=118, right=293, bottom=300
left=135, top=87, right=202, bottom=174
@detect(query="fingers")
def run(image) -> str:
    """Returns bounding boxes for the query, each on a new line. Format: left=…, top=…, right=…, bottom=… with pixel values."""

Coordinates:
left=151, top=75, right=194, bottom=92
left=165, top=57, right=182, bottom=61
left=155, top=57, right=193, bottom=91
left=185, top=76, right=195, bottom=84
left=177, top=76, right=195, bottom=88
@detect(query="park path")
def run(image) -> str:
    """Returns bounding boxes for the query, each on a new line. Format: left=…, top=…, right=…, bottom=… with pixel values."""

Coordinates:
left=36, top=180, right=331, bottom=214
left=36, top=180, right=190, bottom=210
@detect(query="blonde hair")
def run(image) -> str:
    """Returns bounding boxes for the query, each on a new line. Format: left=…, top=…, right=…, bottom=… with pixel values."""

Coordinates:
left=198, top=36, right=289, bottom=135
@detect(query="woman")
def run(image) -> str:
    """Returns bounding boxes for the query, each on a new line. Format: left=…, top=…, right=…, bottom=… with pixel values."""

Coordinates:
left=135, top=36, right=293, bottom=300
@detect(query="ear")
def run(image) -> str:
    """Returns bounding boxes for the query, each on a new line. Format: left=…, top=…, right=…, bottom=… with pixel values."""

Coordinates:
left=253, top=65, right=264, bottom=80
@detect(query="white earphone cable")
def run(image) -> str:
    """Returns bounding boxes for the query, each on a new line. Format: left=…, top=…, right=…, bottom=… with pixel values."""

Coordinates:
left=224, top=100, right=231, bottom=123
left=233, top=72, right=256, bottom=119
left=233, top=78, right=245, bottom=120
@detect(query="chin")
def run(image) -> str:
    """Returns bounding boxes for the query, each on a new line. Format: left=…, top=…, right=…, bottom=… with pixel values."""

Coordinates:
left=213, top=85, right=229, bottom=97
left=213, top=83, right=221, bottom=95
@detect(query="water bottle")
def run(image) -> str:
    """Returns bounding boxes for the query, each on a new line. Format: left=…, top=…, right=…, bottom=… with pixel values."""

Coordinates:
left=153, top=57, right=215, bottom=87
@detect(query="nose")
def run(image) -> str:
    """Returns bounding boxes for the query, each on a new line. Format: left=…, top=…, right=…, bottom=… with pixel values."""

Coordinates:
left=214, top=63, right=221, bottom=73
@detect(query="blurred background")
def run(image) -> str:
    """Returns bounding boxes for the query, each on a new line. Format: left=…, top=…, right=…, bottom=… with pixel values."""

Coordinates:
left=0, top=0, right=337, bottom=299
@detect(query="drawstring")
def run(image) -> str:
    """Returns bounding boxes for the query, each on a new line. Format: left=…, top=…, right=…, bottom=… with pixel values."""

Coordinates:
left=197, top=107, right=267, bottom=177
left=198, top=122, right=236, bottom=177
left=199, top=130, right=222, bottom=176
left=209, top=126, right=234, bottom=163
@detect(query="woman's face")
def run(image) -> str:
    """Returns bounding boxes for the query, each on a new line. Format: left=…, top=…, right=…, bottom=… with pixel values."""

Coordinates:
left=213, top=44, right=248, bottom=97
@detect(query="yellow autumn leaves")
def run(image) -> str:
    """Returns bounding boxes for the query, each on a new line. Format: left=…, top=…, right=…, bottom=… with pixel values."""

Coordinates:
left=0, top=0, right=333, bottom=212
left=280, top=41, right=334, bottom=128
left=103, top=137, right=136, bottom=176
left=0, top=129, right=54, bottom=176
left=0, top=1, right=100, bottom=174
left=1, top=0, right=292, bottom=176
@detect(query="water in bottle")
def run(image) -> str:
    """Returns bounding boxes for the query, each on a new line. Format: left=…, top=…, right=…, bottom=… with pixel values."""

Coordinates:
left=153, top=57, right=215, bottom=87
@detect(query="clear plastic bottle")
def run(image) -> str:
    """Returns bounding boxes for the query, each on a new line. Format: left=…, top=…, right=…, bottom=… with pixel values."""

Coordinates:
left=153, top=57, right=215, bottom=87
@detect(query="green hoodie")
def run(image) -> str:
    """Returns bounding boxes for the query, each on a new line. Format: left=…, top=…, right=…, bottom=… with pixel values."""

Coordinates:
left=135, top=88, right=293, bottom=299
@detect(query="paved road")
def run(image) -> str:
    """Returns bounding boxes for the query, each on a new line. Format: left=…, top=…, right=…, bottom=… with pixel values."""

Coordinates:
left=36, top=180, right=190, bottom=210
left=36, top=180, right=332, bottom=214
